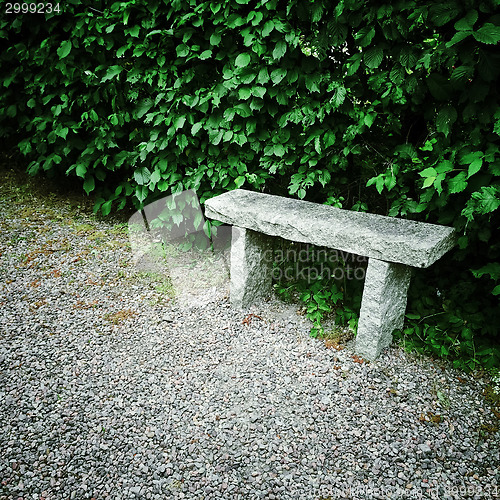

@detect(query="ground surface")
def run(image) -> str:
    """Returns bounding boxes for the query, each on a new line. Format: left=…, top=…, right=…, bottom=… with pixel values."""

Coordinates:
left=0, top=158, right=499, bottom=499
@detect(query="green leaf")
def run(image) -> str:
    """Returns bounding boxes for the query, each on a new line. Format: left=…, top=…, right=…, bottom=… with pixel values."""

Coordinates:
left=199, top=49, right=212, bottom=60
left=354, top=26, right=375, bottom=47
left=234, top=176, right=245, bottom=188
left=447, top=31, right=471, bottom=48
left=422, top=176, right=436, bottom=188
left=191, top=122, right=203, bottom=135
left=467, top=157, right=483, bottom=178
left=135, top=185, right=148, bottom=203
left=57, top=40, right=72, bottom=59
left=149, top=170, right=161, bottom=186
left=262, top=20, right=274, bottom=37
left=332, top=86, right=346, bottom=107
left=492, top=285, right=500, bottom=296
left=305, top=74, right=320, bottom=93
left=471, top=262, right=500, bottom=280
left=101, top=200, right=113, bottom=216
left=473, top=23, right=500, bottom=45
left=474, top=186, right=500, bottom=214
left=134, top=167, right=151, bottom=185
left=174, top=115, right=186, bottom=130
left=364, top=113, right=376, bottom=128
left=272, top=40, right=287, bottom=60
left=257, top=67, right=270, bottom=84
left=399, top=48, right=417, bottom=69
left=273, top=144, right=285, bottom=157
left=136, top=99, right=153, bottom=118
left=210, top=32, right=221, bottom=46
left=176, top=44, right=189, bottom=57
left=436, top=106, right=457, bottom=137
left=128, top=25, right=140, bottom=37
left=419, top=167, right=437, bottom=178
left=83, top=176, right=95, bottom=195
left=454, top=10, right=478, bottom=31
left=448, top=172, right=467, bottom=193
left=101, top=65, right=122, bottom=83
left=235, top=53, right=252, bottom=68
left=76, top=164, right=86, bottom=178
left=270, top=68, right=287, bottom=84
left=364, top=46, right=383, bottom=69
left=251, top=86, right=266, bottom=98
left=239, top=87, right=252, bottom=100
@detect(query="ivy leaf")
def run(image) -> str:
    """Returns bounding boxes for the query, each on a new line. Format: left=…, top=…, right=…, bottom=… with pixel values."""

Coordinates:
left=57, top=40, right=72, bottom=59
left=273, top=40, right=287, bottom=60
left=448, top=172, right=467, bottom=193
left=473, top=23, right=500, bottom=45
left=364, top=46, right=383, bottom=69
left=436, top=106, right=457, bottom=137
left=235, top=53, right=252, bottom=68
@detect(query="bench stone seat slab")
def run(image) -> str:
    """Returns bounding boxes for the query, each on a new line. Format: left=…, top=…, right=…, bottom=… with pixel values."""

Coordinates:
left=205, top=189, right=456, bottom=268
left=205, top=189, right=456, bottom=360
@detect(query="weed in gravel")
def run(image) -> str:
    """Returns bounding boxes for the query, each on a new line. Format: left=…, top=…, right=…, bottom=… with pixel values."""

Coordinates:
left=104, top=309, right=137, bottom=325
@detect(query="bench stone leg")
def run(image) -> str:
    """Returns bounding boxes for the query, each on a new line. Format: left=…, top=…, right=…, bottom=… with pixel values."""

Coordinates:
left=355, top=258, right=412, bottom=360
left=230, top=227, right=274, bottom=309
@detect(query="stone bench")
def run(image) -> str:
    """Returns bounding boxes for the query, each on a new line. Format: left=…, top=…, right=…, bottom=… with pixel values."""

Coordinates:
left=205, top=189, right=456, bottom=360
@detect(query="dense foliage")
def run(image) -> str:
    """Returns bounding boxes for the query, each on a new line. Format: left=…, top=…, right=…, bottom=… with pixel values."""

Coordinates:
left=1, top=0, right=499, bottom=369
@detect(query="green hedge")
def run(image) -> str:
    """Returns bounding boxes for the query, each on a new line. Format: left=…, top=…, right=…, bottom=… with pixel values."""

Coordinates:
left=1, top=0, right=499, bottom=369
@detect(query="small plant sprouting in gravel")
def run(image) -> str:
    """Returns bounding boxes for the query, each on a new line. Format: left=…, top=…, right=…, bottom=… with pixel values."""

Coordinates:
left=104, top=309, right=137, bottom=325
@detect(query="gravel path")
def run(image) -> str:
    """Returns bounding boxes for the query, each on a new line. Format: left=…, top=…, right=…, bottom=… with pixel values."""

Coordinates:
left=0, top=170, right=499, bottom=499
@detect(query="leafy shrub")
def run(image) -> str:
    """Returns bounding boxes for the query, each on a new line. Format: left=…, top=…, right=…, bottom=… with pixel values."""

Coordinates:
left=1, top=0, right=499, bottom=369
